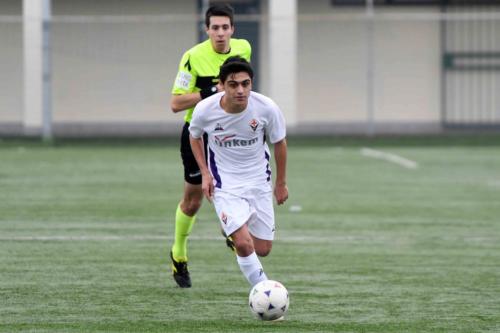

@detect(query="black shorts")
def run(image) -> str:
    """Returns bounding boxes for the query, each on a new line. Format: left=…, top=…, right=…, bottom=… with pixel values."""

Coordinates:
left=180, top=122, right=207, bottom=185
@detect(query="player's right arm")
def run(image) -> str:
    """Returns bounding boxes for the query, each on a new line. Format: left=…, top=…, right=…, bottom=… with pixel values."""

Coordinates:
left=170, top=50, right=223, bottom=113
left=171, top=51, right=200, bottom=113
left=189, top=135, right=214, bottom=202
left=171, top=93, right=202, bottom=113
left=189, top=112, right=214, bottom=202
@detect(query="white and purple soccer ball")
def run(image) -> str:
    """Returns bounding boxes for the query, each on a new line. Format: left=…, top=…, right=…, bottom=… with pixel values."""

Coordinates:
left=248, top=280, right=289, bottom=321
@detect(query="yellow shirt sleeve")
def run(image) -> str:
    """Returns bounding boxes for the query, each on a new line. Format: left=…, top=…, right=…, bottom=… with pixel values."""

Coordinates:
left=171, top=51, right=197, bottom=95
left=243, top=40, right=252, bottom=62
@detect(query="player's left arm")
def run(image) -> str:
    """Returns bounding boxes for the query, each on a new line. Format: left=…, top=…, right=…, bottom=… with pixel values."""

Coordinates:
left=242, top=39, right=252, bottom=62
left=273, top=138, right=288, bottom=205
left=266, top=97, right=287, bottom=205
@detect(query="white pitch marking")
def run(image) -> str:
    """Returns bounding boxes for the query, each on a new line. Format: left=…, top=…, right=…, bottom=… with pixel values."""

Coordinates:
left=487, top=180, right=500, bottom=188
left=361, top=147, right=418, bottom=169
left=0, top=235, right=170, bottom=241
left=0, top=234, right=387, bottom=243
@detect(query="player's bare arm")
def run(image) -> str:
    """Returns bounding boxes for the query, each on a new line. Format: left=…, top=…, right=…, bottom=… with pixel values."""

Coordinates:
left=189, top=134, right=214, bottom=202
left=170, top=93, right=203, bottom=113
left=273, top=138, right=288, bottom=205
left=171, top=83, right=224, bottom=113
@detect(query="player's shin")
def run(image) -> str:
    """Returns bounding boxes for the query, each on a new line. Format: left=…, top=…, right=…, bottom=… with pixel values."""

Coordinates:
left=237, top=251, right=268, bottom=287
left=171, top=203, right=196, bottom=261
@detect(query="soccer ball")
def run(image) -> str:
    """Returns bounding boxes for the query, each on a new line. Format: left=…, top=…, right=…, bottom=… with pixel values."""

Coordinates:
left=248, top=280, right=289, bottom=321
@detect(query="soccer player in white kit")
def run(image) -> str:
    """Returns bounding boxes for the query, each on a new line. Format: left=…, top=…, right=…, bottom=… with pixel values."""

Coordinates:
left=189, top=56, right=288, bottom=287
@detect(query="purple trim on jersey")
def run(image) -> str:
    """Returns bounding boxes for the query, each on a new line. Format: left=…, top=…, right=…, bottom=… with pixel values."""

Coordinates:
left=265, top=151, right=271, bottom=182
left=209, top=147, right=222, bottom=188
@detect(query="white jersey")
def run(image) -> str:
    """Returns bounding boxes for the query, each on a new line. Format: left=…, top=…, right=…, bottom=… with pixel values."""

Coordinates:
left=189, top=91, right=286, bottom=193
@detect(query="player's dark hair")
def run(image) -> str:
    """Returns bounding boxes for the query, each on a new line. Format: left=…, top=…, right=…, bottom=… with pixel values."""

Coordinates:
left=205, top=3, right=234, bottom=28
left=219, top=56, right=254, bottom=83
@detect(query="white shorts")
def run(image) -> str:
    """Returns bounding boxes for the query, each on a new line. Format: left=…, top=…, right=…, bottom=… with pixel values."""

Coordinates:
left=213, top=188, right=275, bottom=241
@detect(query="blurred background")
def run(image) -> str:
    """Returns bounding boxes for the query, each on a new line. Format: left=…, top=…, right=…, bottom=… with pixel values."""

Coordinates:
left=1, top=0, right=500, bottom=139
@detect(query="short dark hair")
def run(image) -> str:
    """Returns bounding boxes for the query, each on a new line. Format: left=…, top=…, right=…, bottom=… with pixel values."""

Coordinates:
left=219, top=56, right=254, bottom=83
left=205, top=3, right=234, bottom=28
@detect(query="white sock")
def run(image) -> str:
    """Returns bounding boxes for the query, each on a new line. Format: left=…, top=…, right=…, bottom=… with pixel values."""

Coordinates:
left=236, top=252, right=268, bottom=287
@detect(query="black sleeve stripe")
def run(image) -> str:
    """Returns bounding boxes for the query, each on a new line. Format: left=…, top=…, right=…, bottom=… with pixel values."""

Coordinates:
left=184, top=56, right=191, bottom=71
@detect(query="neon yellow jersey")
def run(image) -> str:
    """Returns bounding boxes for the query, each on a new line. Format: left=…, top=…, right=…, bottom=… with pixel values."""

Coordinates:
left=171, top=38, right=251, bottom=123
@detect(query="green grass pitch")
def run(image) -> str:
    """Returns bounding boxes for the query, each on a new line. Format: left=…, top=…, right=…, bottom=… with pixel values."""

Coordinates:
left=1, top=136, right=500, bottom=332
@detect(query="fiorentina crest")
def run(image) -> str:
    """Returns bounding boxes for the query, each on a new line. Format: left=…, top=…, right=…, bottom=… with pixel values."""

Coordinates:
left=249, top=119, right=259, bottom=132
left=221, top=212, right=228, bottom=224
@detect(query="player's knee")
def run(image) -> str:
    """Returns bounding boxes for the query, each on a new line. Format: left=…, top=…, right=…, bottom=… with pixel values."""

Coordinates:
left=255, top=243, right=272, bottom=257
left=234, top=238, right=254, bottom=257
left=256, top=249, right=271, bottom=257
left=252, top=239, right=272, bottom=257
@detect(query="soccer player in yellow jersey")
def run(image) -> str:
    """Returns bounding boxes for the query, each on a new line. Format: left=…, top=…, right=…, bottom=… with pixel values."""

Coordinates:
left=169, top=3, right=251, bottom=288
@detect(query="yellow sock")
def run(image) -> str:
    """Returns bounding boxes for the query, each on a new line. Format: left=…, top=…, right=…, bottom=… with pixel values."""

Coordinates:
left=171, top=204, right=196, bottom=262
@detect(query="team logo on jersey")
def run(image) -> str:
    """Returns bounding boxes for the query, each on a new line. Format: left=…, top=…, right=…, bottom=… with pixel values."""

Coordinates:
left=249, top=119, right=259, bottom=132
left=214, top=123, right=224, bottom=131
left=221, top=212, right=228, bottom=224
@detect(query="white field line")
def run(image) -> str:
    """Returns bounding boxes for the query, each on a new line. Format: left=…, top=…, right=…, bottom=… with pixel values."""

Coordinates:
left=361, top=147, right=418, bottom=169
left=0, top=235, right=386, bottom=243
left=488, top=180, right=500, bottom=188
left=1, top=235, right=495, bottom=243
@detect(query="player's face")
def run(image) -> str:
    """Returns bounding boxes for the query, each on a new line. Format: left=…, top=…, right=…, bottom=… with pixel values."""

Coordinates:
left=206, top=16, right=234, bottom=53
left=223, top=72, right=252, bottom=111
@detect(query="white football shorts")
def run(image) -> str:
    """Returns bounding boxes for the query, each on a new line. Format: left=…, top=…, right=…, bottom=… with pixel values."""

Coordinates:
left=213, top=188, right=275, bottom=241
